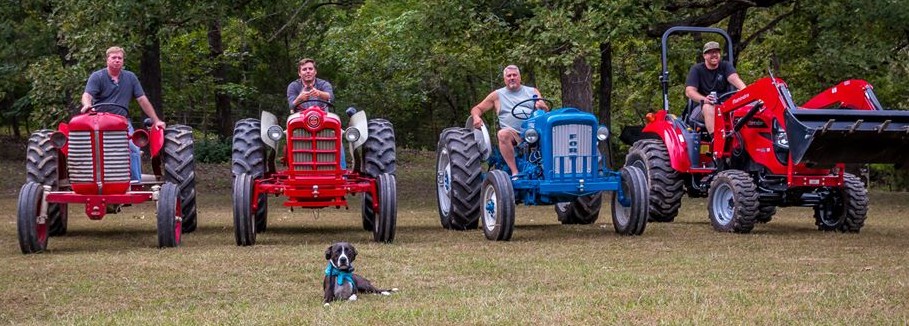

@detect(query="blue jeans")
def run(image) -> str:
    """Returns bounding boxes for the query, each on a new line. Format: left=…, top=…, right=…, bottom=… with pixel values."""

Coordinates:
left=128, top=123, right=142, bottom=182
left=340, top=147, right=347, bottom=170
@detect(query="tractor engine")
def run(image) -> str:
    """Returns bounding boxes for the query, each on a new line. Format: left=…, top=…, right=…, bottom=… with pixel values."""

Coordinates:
left=64, top=113, right=143, bottom=195
left=285, top=109, right=343, bottom=173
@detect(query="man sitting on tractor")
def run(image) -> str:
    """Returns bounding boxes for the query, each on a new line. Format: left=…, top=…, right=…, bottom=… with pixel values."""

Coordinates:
left=685, top=41, right=747, bottom=133
left=80, top=46, right=167, bottom=183
left=470, top=64, right=548, bottom=180
left=287, top=58, right=334, bottom=112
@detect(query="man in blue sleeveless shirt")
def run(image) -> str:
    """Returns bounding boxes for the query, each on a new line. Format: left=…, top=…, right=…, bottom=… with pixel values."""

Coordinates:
left=80, top=46, right=166, bottom=182
left=470, top=65, right=548, bottom=179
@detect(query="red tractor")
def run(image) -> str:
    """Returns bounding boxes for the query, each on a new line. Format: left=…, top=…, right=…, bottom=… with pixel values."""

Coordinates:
left=17, top=103, right=197, bottom=253
left=626, top=26, right=909, bottom=233
left=230, top=100, right=397, bottom=245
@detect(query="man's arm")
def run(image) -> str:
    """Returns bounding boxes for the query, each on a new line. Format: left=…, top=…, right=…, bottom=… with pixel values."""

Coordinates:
left=315, top=80, right=334, bottom=102
left=727, top=73, right=747, bottom=91
left=532, top=88, right=548, bottom=111
left=136, top=96, right=166, bottom=130
left=685, top=86, right=709, bottom=104
left=287, top=82, right=301, bottom=110
left=470, top=92, right=498, bottom=128
left=80, top=93, right=94, bottom=113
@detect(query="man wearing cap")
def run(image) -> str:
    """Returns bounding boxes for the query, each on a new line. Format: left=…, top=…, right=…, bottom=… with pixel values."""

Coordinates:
left=685, top=41, right=747, bottom=133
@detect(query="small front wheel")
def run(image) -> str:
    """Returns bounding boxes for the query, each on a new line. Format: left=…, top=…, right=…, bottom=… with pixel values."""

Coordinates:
left=372, top=173, right=397, bottom=243
left=481, top=170, right=515, bottom=241
left=611, top=166, right=649, bottom=235
left=707, top=170, right=758, bottom=233
left=233, top=173, right=256, bottom=246
left=156, top=182, right=182, bottom=248
left=17, top=182, right=47, bottom=254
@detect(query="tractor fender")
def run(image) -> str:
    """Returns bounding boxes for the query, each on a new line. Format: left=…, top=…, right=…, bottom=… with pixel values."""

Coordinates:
left=348, top=110, right=368, bottom=150
left=56, top=122, right=70, bottom=156
left=149, top=124, right=165, bottom=158
left=642, top=113, right=693, bottom=171
left=260, top=111, right=278, bottom=149
left=464, top=117, right=491, bottom=161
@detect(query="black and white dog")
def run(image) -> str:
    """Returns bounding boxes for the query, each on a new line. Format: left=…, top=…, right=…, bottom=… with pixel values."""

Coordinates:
left=323, top=242, right=397, bottom=305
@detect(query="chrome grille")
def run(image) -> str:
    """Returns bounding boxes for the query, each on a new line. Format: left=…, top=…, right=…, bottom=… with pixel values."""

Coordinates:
left=68, top=131, right=94, bottom=183
left=552, top=124, right=594, bottom=177
left=291, top=128, right=338, bottom=171
left=102, top=131, right=130, bottom=182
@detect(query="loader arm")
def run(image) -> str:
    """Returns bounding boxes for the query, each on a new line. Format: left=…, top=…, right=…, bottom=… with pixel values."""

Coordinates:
left=802, top=79, right=881, bottom=111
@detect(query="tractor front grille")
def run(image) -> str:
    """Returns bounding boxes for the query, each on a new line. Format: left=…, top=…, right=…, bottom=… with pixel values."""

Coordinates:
left=291, top=128, right=338, bottom=171
left=551, top=124, right=595, bottom=177
left=67, top=130, right=131, bottom=183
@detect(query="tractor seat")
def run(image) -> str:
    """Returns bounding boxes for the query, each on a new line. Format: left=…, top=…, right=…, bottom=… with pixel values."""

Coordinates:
left=682, top=99, right=707, bottom=132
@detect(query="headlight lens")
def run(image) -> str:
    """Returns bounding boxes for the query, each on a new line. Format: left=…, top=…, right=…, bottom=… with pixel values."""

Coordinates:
left=524, top=128, right=539, bottom=143
left=345, top=127, right=360, bottom=142
left=51, top=131, right=68, bottom=148
left=772, top=119, right=788, bottom=148
left=267, top=125, right=284, bottom=141
left=597, top=126, right=610, bottom=141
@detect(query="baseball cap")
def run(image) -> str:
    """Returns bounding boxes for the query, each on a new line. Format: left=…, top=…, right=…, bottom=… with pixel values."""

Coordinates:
left=703, top=41, right=721, bottom=54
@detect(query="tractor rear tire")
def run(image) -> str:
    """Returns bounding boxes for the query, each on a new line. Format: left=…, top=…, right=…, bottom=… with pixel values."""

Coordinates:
left=233, top=173, right=256, bottom=246
left=555, top=193, right=603, bottom=225
left=755, top=205, right=777, bottom=224
left=707, top=170, right=758, bottom=233
left=156, top=182, right=182, bottom=248
left=815, top=173, right=868, bottom=232
left=361, top=119, right=396, bottom=231
left=625, top=139, right=684, bottom=222
left=26, top=130, right=67, bottom=236
left=611, top=166, right=649, bottom=236
left=163, top=125, right=197, bottom=234
left=481, top=170, right=515, bottom=241
left=372, top=173, right=397, bottom=243
left=17, top=182, right=47, bottom=254
left=232, top=118, right=268, bottom=233
left=435, top=127, right=482, bottom=230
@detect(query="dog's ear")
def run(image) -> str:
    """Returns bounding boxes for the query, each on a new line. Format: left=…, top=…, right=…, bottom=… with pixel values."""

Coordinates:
left=324, top=245, right=333, bottom=260
left=348, top=245, right=357, bottom=260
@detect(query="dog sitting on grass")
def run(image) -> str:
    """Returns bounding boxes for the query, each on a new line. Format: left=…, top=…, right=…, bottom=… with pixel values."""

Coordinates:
left=323, top=242, right=398, bottom=305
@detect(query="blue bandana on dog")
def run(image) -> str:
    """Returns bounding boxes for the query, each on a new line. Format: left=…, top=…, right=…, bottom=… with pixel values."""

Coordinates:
left=325, top=263, right=355, bottom=286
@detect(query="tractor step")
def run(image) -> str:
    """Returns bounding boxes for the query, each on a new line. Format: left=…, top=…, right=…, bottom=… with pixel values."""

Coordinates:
left=785, top=108, right=909, bottom=166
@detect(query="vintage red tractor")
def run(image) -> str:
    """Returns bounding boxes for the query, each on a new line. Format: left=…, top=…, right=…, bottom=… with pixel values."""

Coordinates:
left=625, top=26, right=909, bottom=233
left=230, top=100, right=397, bottom=245
left=17, top=103, right=197, bottom=253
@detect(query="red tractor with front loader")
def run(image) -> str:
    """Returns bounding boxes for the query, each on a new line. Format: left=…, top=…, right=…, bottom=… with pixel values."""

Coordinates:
left=230, top=100, right=397, bottom=245
left=626, top=26, right=909, bottom=233
left=17, top=103, right=197, bottom=253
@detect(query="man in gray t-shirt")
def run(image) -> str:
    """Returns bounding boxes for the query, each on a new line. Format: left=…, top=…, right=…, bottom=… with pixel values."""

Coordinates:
left=287, top=58, right=334, bottom=112
left=469, top=65, right=548, bottom=179
left=80, top=46, right=166, bottom=182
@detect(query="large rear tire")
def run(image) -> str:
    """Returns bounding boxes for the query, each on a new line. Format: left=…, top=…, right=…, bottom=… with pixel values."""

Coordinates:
left=163, top=125, right=197, bottom=234
left=156, top=182, right=182, bottom=248
left=231, top=119, right=268, bottom=233
left=611, top=166, right=649, bottom=235
left=17, top=182, right=47, bottom=254
left=555, top=193, right=602, bottom=225
left=481, top=170, right=515, bottom=241
left=26, top=130, right=67, bottom=236
left=233, top=173, right=256, bottom=246
left=361, top=119, right=397, bottom=231
left=815, top=173, right=868, bottom=232
left=625, top=139, right=684, bottom=222
left=436, top=127, right=482, bottom=230
left=372, top=173, right=397, bottom=243
left=707, top=170, right=758, bottom=233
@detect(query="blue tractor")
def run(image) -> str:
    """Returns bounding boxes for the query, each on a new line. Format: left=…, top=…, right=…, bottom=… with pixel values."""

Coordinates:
left=435, top=98, right=649, bottom=241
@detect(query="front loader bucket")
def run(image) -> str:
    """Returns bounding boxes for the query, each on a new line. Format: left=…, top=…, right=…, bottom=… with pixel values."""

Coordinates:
left=785, top=109, right=909, bottom=166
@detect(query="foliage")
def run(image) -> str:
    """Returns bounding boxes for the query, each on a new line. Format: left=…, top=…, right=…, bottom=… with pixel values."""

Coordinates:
left=194, top=136, right=232, bottom=163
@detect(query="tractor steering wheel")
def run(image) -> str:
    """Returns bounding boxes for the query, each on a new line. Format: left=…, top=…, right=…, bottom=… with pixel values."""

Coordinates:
left=510, top=97, right=554, bottom=120
left=715, top=90, right=738, bottom=105
left=294, top=99, right=335, bottom=112
left=89, top=102, right=129, bottom=113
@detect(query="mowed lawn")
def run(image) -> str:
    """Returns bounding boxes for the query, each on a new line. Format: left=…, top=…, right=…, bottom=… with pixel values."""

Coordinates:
left=1, top=149, right=908, bottom=324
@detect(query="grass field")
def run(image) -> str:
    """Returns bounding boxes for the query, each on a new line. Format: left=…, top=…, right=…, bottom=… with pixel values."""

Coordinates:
left=1, top=149, right=908, bottom=324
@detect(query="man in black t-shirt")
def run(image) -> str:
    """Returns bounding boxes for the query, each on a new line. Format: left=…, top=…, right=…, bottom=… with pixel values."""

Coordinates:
left=685, top=41, right=747, bottom=133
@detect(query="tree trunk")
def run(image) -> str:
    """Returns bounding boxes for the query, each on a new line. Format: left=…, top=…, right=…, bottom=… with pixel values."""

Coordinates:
left=727, top=8, right=747, bottom=65
left=559, top=56, right=593, bottom=111
left=597, top=42, right=614, bottom=169
left=208, top=19, right=232, bottom=138
left=139, top=33, right=164, bottom=121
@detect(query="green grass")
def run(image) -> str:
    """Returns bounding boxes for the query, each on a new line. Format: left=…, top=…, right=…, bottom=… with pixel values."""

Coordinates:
left=1, top=150, right=909, bottom=324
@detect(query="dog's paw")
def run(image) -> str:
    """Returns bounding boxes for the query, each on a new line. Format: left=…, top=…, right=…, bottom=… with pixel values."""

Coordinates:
left=349, top=294, right=358, bottom=301
left=323, top=303, right=330, bottom=307
left=381, top=291, right=391, bottom=296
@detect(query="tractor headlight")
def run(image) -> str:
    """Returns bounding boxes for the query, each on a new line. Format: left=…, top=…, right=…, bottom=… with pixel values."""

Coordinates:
left=772, top=119, right=788, bottom=149
left=50, top=131, right=68, bottom=148
left=596, top=126, right=610, bottom=141
left=266, top=125, right=284, bottom=141
left=524, top=128, right=539, bottom=144
left=345, top=127, right=360, bottom=142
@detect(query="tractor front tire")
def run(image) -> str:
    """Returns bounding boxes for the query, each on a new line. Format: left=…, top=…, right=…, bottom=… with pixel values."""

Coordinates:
left=611, top=166, right=649, bottom=236
left=26, top=130, right=67, bottom=236
left=156, top=182, right=182, bottom=248
left=555, top=193, right=603, bottom=225
left=361, top=119, right=397, bottom=231
left=707, top=170, right=758, bottom=233
left=436, top=128, right=482, bottom=230
left=17, top=182, right=47, bottom=254
left=233, top=173, right=256, bottom=246
left=372, top=173, right=397, bottom=243
left=755, top=205, right=777, bottom=224
left=815, top=173, right=868, bottom=232
left=625, top=139, right=684, bottom=222
left=163, top=125, right=197, bottom=233
left=232, top=119, right=268, bottom=233
left=481, top=170, right=515, bottom=241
